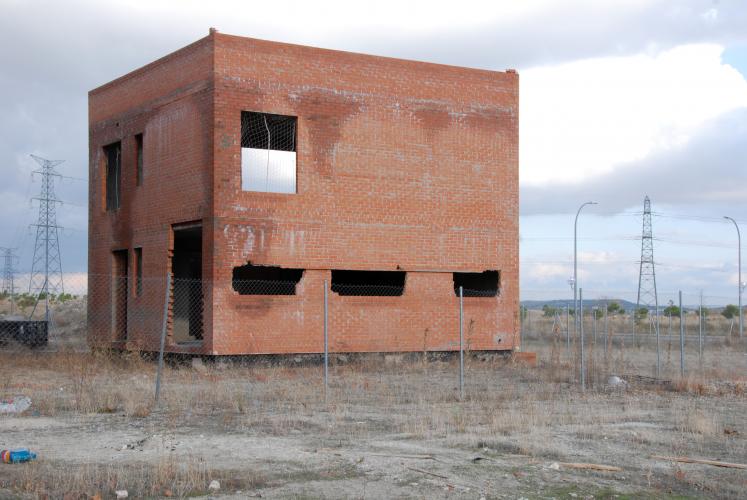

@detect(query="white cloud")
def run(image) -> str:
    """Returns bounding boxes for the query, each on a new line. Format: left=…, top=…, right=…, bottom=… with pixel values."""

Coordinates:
left=524, top=262, right=571, bottom=283
left=521, top=43, right=747, bottom=185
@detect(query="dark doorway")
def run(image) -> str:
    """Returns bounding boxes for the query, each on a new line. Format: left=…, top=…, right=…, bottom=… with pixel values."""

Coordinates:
left=112, top=250, right=128, bottom=341
left=172, top=224, right=203, bottom=343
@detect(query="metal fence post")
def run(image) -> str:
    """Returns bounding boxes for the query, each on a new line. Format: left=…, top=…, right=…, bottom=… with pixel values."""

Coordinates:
left=679, top=290, right=685, bottom=377
left=459, top=285, right=464, bottom=400
left=698, top=290, right=703, bottom=365
left=632, top=301, right=636, bottom=345
left=592, top=307, right=597, bottom=348
left=566, top=304, right=570, bottom=356
left=604, top=303, right=608, bottom=355
left=527, top=304, right=531, bottom=339
left=324, top=280, right=328, bottom=403
left=155, top=272, right=171, bottom=405
left=580, top=288, right=585, bottom=391
left=655, top=305, right=660, bottom=378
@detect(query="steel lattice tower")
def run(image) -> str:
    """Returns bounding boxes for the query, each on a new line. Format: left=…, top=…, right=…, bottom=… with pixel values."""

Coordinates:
left=1, top=247, right=18, bottom=315
left=28, top=155, right=65, bottom=306
left=1, top=247, right=17, bottom=294
left=636, top=195, right=658, bottom=313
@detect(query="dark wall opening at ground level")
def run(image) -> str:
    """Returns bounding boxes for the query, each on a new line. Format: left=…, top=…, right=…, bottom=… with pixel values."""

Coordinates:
left=232, top=263, right=304, bottom=295
left=331, top=270, right=406, bottom=296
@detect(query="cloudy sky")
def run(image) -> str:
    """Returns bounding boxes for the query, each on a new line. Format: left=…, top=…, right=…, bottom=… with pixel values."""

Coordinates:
left=1, top=0, right=746, bottom=305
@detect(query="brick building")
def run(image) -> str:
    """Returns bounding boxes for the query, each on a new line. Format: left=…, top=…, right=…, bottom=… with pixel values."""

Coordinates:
left=87, top=30, right=519, bottom=355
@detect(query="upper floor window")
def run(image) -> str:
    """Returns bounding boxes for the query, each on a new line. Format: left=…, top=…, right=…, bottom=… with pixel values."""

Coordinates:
left=104, top=141, right=121, bottom=211
left=135, top=133, right=144, bottom=186
left=240, top=111, right=297, bottom=193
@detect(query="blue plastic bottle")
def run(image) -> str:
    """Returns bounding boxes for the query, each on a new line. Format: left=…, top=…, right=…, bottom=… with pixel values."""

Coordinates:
left=1, top=449, right=37, bottom=463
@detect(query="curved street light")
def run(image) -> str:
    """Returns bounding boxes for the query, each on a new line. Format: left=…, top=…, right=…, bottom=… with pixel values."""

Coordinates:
left=574, top=201, right=597, bottom=390
left=724, top=216, right=742, bottom=339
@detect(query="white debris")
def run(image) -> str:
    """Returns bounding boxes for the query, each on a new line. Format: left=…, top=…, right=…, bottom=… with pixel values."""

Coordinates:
left=0, top=396, right=31, bottom=414
left=607, top=375, right=628, bottom=387
left=208, top=480, right=220, bottom=492
left=115, top=490, right=128, bottom=499
left=548, top=461, right=560, bottom=470
left=191, top=357, right=208, bottom=374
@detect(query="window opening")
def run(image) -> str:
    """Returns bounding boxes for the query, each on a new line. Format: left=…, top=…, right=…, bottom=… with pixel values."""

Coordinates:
left=453, top=271, right=499, bottom=297
left=135, top=134, right=143, bottom=186
left=104, top=142, right=121, bottom=210
left=331, top=270, right=406, bottom=296
left=240, top=111, right=297, bottom=193
left=232, top=263, right=304, bottom=295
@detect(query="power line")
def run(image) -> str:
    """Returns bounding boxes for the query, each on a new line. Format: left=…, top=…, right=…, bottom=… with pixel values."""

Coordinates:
left=652, top=212, right=747, bottom=224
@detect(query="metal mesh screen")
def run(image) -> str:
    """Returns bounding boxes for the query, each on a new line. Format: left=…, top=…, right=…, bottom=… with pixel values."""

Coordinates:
left=241, top=112, right=296, bottom=152
left=240, top=112, right=297, bottom=193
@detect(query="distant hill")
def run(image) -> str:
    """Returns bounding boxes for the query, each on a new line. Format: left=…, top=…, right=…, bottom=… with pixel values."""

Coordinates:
left=520, top=298, right=638, bottom=311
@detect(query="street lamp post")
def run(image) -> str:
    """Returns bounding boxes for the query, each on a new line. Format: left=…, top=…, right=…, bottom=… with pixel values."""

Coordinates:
left=724, top=216, right=743, bottom=339
left=574, top=201, right=597, bottom=389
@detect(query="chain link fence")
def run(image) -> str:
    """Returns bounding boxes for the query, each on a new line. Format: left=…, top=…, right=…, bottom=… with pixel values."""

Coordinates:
left=0, top=274, right=507, bottom=398
left=2, top=278, right=744, bottom=386
left=520, top=288, right=746, bottom=388
left=1, top=277, right=745, bottom=497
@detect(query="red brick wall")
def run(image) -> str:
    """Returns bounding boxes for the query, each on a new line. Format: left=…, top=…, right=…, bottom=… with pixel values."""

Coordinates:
left=88, top=37, right=215, bottom=351
left=88, top=32, right=519, bottom=355
left=210, top=34, right=518, bottom=355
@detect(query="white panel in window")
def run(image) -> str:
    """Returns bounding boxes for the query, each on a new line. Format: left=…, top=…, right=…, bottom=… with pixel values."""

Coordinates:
left=241, top=148, right=296, bottom=193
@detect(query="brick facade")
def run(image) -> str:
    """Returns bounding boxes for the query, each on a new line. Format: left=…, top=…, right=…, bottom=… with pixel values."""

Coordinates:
left=88, top=31, right=519, bottom=355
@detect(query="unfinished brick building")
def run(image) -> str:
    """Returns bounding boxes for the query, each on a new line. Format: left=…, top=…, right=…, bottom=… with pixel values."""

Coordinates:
left=88, top=30, right=519, bottom=355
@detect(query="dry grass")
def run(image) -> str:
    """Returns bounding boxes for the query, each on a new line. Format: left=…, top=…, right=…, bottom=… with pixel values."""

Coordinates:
left=1, top=343, right=746, bottom=498
left=2, top=454, right=264, bottom=499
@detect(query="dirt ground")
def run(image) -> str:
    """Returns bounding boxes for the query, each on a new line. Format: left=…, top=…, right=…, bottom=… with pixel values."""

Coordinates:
left=1, top=339, right=746, bottom=499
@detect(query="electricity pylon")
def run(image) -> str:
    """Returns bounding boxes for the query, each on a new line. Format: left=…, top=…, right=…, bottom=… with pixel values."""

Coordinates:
left=28, top=154, right=65, bottom=321
left=636, top=195, right=658, bottom=321
left=1, top=247, right=19, bottom=315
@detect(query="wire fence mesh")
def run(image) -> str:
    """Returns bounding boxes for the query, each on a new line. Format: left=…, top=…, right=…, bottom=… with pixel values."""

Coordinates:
left=1, top=276, right=746, bottom=497
left=0, top=277, right=744, bottom=382
left=520, top=288, right=746, bottom=388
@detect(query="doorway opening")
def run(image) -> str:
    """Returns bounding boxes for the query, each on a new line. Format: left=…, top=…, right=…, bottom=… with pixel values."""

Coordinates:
left=172, top=223, right=203, bottom=343
left=112, top=249, right=128, bottom=341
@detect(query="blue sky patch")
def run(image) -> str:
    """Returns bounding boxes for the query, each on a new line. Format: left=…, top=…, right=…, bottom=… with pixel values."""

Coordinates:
left=722, top=44, right=747, bottom=78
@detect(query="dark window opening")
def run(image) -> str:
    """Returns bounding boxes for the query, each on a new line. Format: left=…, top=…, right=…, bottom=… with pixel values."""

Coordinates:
left=232, top=263, right=304, bottom=295
left=104, top=141, right=121, bottom=211
left=133, top=247, right=143, bottom=297
left=112, top=249, right=128, bottom=341
left=241, top=111, right=296, bottom=151
left=172, top=224, right=203, bottom=342
left=331, top=270, right=406, bottom=296
left=453, top=271, right=499, bottom=297
left=135, top=133, right=143, bottom=186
